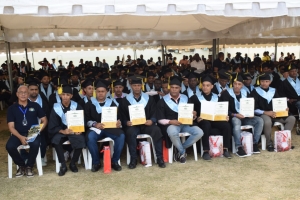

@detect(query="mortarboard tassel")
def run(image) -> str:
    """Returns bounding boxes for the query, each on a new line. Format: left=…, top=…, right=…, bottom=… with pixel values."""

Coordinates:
left=93, top=81, right=96, bottom=97
left=167, top=77, right=170, bottom=89
left=199, top=77, right=202, bottom=89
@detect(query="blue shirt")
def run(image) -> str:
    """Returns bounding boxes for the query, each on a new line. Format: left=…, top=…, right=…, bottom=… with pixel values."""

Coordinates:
left=7, top=101, right=45, bottom=136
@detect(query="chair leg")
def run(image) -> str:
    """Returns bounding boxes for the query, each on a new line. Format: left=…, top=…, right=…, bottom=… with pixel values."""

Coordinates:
left=52, top=147, right=56, bottom=160
left=168, top=145, right=173, bottom=164
left=82, top=148, right=88, bottom=170
left=87, top=149, right=92, bottom=170
left=232, top=136, right=236, bottom=154
left=200, top=139, right=204, bottom=157
left=55, top=149, right=60, bottom=173
left=126, top=144, right=130, bottom=165
left=36, top=147, right=43, bottom=176
left=193, top=143, right=198, bottom=161
left=109, top=141, right=114, bottom=157
left=261, top=135, right=266, bottom=150
left=147, top=138, right=157, bottom=163
left=8, top=154, right=13, bottom=178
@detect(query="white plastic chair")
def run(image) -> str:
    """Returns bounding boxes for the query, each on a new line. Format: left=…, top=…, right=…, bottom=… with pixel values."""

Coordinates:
left=86, top=137, right=120, bottom=170
left=126, top=134, right=157, bottom=165
left=52, top=141, right=88, bottom=173
left=168, top=132, right=198, bottom=163
left=0, top=101, right=4, bottom=110
left=8, top=145, right=43, bottom=178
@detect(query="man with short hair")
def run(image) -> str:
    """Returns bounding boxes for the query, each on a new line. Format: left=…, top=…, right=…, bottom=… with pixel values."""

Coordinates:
left=212, top=70, right=230, bottom=96
left=242, top=73, right=254, bottom=94
left=85, top=80, right=125, bottom=172
left=39, top=72, right=54, bottom=102
left=78, top=79, right=94, bottom=108
left=6, top=85, right=48, bottom=177
left=156, top=76, right=203, bottom=163
left=95, top=57, right=102, bottom=68
left=112, top=80, right=127, bottom=105
left=191, top=53, right=205, bottom=74
left=213, top=52, right=225, bottom=72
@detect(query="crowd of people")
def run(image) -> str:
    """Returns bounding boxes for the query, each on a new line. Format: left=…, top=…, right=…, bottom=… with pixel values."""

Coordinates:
left=1, top=50, right=299, bottom=178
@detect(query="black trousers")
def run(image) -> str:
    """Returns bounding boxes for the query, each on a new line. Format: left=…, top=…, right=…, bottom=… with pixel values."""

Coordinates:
left=125, top=125, right=163, bottom=160
left=6, top=134, right=41, bottom=167
left=197, top=120, right=231, bottom=151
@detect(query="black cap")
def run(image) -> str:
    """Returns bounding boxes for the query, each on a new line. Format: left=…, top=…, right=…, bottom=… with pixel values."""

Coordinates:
left=231, top=73, right=243, bottom=83
left=201, top=75, right=215, bottom=84
left=163, top=68, right=172, bottom=75
left=218, top=70, right=230, bottom=80
left=287, top=63, right=297, bottom=71
left=113, top=80, right=124, bottom=87
left=81, top=79, right=93, bottom=88
left=26, top=77, right=40, bottom=86
left=187, top=72, right=198, bottom=80
left=259, top=73, right=271, bottom=81
left=169, top=76, right=182, bottom=86
left=95, top=79, right=111, bottom=89
left=62, top=85, right=73, bottom=94
left=128, top=75, right=145, bottom=84
left=51, top=77, right=59, bottom=86
left=242, top=73, right=252, bottom=80
left=39, top=72, right=49, bottom=80
left=147, top=72, right=156, bottom=78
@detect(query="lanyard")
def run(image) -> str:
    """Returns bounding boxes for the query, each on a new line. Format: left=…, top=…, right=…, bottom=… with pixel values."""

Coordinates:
left=19, top=106, right=28, bottom=116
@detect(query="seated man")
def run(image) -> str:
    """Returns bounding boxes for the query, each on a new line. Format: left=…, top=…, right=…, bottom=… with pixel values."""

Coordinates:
left=6, top=85, right=48, bottom=177
left=85, top=80, right=125, bottom=172
left=212, top=70, right=230, bottom=96
left=48, top=84, right=86, bottom=176
left=242, top=73, right=254, bottom=95
left=188, top=74, right=232, bottom=160
left=119, top=75, right=166, bottom=169
left=250, top=73, right=296, bottom=151
left=220, top=74, right=263, bottom=157
left=156, top=76, right=203, bottom=163
left=111, top=80, right=127, bottom=106
left=78, top=78, right=94, bottom=108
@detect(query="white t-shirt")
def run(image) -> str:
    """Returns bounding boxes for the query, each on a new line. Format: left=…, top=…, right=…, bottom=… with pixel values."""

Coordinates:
left=191, top=60, right=205, bottom=74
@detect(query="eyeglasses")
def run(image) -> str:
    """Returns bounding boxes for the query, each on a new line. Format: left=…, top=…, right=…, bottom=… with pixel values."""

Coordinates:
left=17, top=92, right=28, bottom=95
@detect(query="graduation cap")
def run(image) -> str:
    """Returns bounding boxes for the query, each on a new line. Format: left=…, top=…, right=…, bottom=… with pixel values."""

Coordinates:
left=230, top=73, right=243, bottom=87
left=147, top=72, right=156, bottom=78
left=201, top=74, right=216, bottom=85
left=242, top=73, right=252, bottom=80
left=169, top=76, right=182, bottom=87
left=149, top=65, right=156, bottom=71
left=113, top=80, right=124, bottom=87
left=101, top=73, right=110, bottom=80
left=95, top=79, right=111, bottom=90
left=187, top=72, right=198, bottom=80
left=287, top=63, right=297, bottom=71
left=61, top=84, right=73, bottom=94
left=25, top=77, right=40, bottom=86
left=218, top=70, right=230, bottom=80
left=128, top=75, right=145, bottom=84
left=256, top=73, right=271, bottom=85
left=163, top=68, right=172, bottom=75
left=39, top=71, right=49, bottom=80
left=81, top=78, right=93, bottom=88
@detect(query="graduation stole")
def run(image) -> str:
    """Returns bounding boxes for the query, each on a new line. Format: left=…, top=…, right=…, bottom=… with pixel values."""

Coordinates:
left=28, top=94, right=43, bottom=108
left=287, top=76, right=300, bottom=95
left=40, top=84, right=52, bottom=100
left=126, top=79, right=132, bottom=91
left=197, top=92, right=218, bottom=103
left=227, top=88, right=247, bottom=113
left=242, top=85, right=254, bottom=94
left=54, top=91, right=61, bottom=103
left=53, top=101, right=77, bottom=125
left=83, top=96, right=89, bottom=103
left=233, top=57, right=241, bottom=64
left=145, top=83, right=154, bottom=92
left=126, top=92, right=149, bottom=108
left=187, top=87, right=201, bottom=98
left=159, top=88, right=164, bottom=99
left=215, top=82, right=228, bottom=94
left=90, top=97, right=112, bottom=114
left=163, top=94, right=188, bottom=113
left=181, top=82, right=187, bottom=93
left=255, top=87, right=275, bottom=104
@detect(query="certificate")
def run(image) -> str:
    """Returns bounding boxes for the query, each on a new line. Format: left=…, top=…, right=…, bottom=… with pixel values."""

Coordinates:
left=66, top=110, right=85, bottom=132
left=146, top=91, right=158, bottom=96
left=178, top=103, right=194, bottom=125
left=239, top=98, right=254, bottom=117
left=129, top=104, right=146, bottom=125
left=200, top=101, right=228, bottom=121
left=101, top=107, right=117, bottom=128
left=272, top=98, right=288, bottom=117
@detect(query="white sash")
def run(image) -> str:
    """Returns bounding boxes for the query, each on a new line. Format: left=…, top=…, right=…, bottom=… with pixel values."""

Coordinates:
left=90, top=97, right=113, bottom=114
left=227, top=88, right=247, bottom=113
left=163, top=94, right=188, bottom=113
left=126, top=92, right=149, bottom=108
left=197, top=92, right=218, bottom=102
left=187, top=87, right=201, bottom=98
left=255, top=87, right=275, bottom=103
left=53, top=101, right=77, bottom=125
left=242, top=85, right=254, bottom=94
left=287, top=76, right=300, bottom=96
left=40, top=84, right=52, bottom=100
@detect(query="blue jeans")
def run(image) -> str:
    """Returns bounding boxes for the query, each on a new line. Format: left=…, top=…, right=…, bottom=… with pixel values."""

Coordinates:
left=87, top=130, right=125, bottom=164
left=166, top=125, right=203, bottom=155
left=231, top=116, right=264, bottom=148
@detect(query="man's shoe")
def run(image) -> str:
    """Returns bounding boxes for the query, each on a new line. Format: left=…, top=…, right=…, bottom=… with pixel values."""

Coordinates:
left=223, top=149, right=232, bottom=159
left=179, top=153, right=187, bottom=164
left=253, top=144, right=261, bottom=154
left=58, top=166, right=68, bottom=176
left=91, top=164, right=101, bottom=172
left=26, top=167, right=34, bottom=178
left=112, top=162, right=122, bottom=171
left=236, top=147, right=247, bottom=158
left=202, top=152, right=211, bottom=161
left=69, top=163, right=78, bottom=173
left=267, top=145, right=275, bottom=152
left=128, top=158, right=137, bottom=169
left=157, top=158, right=166, bottom=168
left=16, top=166, right=26, bottom=178
left=41, top=158, right=47, bottom=166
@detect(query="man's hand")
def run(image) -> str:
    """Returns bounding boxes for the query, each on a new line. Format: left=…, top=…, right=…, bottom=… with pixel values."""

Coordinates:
left=288, top=99, right=296, bottom=104
left=264, top=111, right=276, bottom=118
left=145, top=120, right=153, bottom=126
left=197, top=117, right=203, bottom=123
left=226, top=116, right=230, bottom=121
left=126, top=121, right=132, bottom=127
left=235, top=114, right=245, bottom=119
left=169, top=120, right=182, bottom=126
left=62, top=129, right=73, bottom=135
left=116, top=120, right=122, bottom=128
left=74, top=132, right=81, bottom=135
left=19, top=135, right=28, bottom=145
left=95, top=123, right=105, bottom=130
left=157, top=92, right=165, bottom=96
left=193, top=111, right=197, bottom=120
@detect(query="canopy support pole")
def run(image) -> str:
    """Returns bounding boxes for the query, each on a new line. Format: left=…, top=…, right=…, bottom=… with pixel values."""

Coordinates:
left=274, top=40, right=278, bottom=62
left=212, top=39, right=217, bottom=64
left=25, top=43, right=29, bottom=67
left=216, top=38, right=219, bottom=56
left=5, top=41, right=13, bottom=92
left=161, top=44, right=165, bottom=66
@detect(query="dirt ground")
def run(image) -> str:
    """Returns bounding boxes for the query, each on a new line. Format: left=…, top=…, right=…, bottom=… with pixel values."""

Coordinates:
left=0, top=109, right=299, bottom=200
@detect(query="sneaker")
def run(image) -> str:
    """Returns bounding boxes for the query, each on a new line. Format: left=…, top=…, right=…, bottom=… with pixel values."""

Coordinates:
left=128, top=158, right=137, bottom=169
left=223, top=149, right=232, bottom=159
left=91, top=164, right=101, bottom=172
left=112, top=162, right=122, bottom=171
left=267, top=145, right=275, bottom=152
left=16, top=166, right=25, bottom=178
left=179, top=153, right=187, bottom=164
left=202, top=152, right=211, bottom=161
left=236, top=147, right=247, bottom=158
left=173, top=148, right=180, bottom=162
left=157, top=158, right=166, bottom=168
left=64, top=151, right=69, bottom=162
left=253, top=144, right=260, bottom=154
left=41, top=158, right=47, bottom=166
left=26, top=167, right=34, bottom=178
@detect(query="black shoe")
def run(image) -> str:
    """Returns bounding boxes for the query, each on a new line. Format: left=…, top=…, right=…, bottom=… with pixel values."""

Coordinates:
left=253, top=144, right=260, bottom=154
left=173, top=148, right=180, bottom=162
left=91, top=164, right=101, bottom=172
left=157, top=158, right=166, bottom=168
left=26, top=167, right=34, bottom=178
left=202, top=152, right=211, bottom=161
left=236, top=147, right=247, bottom=158
left=112, top=162, right=122, bottom=171
left=223, top=149, right=232, bottom=159
left=128, top=158, right=137, bottom=169
left=267, top=145, right=275, bottom=152
left=69, top=163, right=78, bottom=173
left=16, top=166, right=26, bottom=178
left=58, top=166, right=68, bottom=176
left=179, top=153, right=187, bottom=164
